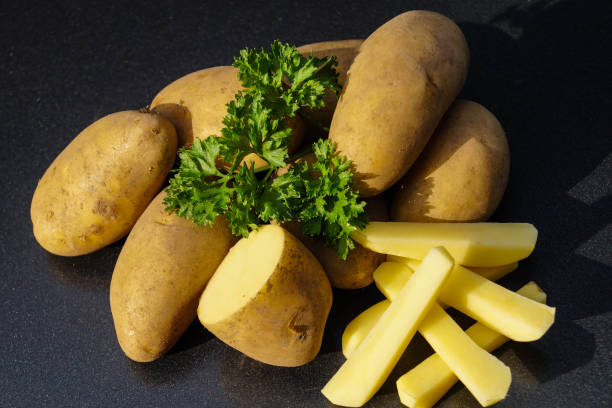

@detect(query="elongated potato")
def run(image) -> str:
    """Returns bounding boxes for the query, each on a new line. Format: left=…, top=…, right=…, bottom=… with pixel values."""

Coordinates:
left=296, top=39, right=362, bottom=138
left=150, top=66, right=304, bottom=166
left=329, top=11, right=469, bottom=196
left=198, top=224, right=332, bottom=367
left=31, top=110, right=177, bottom=256
left=110, top=191, right=234, bottom=362
left=283, top=195, right=389, bottom=289
left=392, top=100, right=510, bottom=222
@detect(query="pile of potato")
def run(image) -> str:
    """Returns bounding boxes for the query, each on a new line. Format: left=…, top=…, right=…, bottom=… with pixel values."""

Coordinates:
left=30, top=9, right=553, bottom=407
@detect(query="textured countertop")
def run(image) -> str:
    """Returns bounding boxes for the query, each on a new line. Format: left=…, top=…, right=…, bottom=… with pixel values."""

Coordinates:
left=1, top=0, right=611, bottom=407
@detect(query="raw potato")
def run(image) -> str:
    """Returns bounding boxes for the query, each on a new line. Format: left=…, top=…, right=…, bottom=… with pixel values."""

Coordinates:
left=392, top=100, right=510, bottom=222
left=296, top=39, right=362, bottom=139
left=351, top=222, right=537, bottom=267
left=110, top=191, right=234, bottom=362
left=329, top=11, right=469, bottom=196
left=31, top=110, right=177, bottom=256
left=283, top=194, right=389, bottom=289
left=321, top=247, right=454, bottom=407
left=198, top=224, right=332, bottom=367
left=150, top=65, right=305, bottom=166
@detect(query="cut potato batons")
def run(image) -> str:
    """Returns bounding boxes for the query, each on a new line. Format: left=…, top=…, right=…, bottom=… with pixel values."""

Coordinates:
left=352, top=222, right=537, bottom=267
left=321, top=247, right=454, bottom=407
left=198, top=224, right=332, bottom=367
left=397, top=282, right=548, bottom=408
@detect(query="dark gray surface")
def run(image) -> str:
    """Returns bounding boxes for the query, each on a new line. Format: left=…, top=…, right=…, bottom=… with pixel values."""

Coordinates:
left=1, top=0, right=611, bottom=407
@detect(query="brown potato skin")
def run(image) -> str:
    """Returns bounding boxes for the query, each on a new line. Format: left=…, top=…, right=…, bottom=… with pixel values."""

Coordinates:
left=150, top=66, right=304, bottom=164
left=110, top=191, right=234, bottom=362
left=329, top=11, right=470, bottom=197
left=30, top=110, right=177, bottom=256
left=199, top=225, right=332, bottom=367
left=296, top=39, right=363, bottom=139
left=283, top=195, right=389, bottom=289
left=391, top=100, right=510, bottom=222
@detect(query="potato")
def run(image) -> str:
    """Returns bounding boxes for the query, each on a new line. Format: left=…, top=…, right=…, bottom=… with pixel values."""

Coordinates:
left=283, top=194, right=389, bottom=289
left=296, top=39, right=362, bottom=138
left=198, top=224, right=332, bottom=367
left=329, top=11, right=469, bottom=196
left=392, top=100, right=510, bottom=222
left=150, top=66, right=304, bottom=166
left=110, top=191, right=234, bottom=362
left=30, top=110, right=177, bottom=256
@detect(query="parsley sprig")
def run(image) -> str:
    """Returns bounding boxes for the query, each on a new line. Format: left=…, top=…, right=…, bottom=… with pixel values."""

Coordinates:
left=163, top=40, right=368, bottom=258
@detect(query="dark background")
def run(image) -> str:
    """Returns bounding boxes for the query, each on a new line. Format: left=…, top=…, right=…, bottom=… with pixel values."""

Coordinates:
left=1, top=0, right=611, bottom=407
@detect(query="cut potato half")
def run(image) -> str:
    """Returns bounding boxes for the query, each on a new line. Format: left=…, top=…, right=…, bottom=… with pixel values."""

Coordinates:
left=198, top=224, right=332, bottom=367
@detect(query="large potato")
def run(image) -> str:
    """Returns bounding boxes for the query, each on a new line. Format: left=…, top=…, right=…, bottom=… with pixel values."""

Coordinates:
left=198, top=224, right=332, bottom=367
left=391, top=100, right=510, bottom=222
left=150, top=66, right=304, bottom=166
left=296, top=39, right=362, bottom=138
left=329, top=11, right=470, bottom=197
left=110, top=191, right=234, bottom=362
left=283, top=195, right=389, bottom=289
left=31, top=110, right=177, bottom=256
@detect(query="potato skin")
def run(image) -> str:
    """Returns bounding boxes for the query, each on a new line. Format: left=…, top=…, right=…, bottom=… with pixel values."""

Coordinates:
left=283, top=195, right=389, bottom=289
left=296, top=39, right=363, bottom=138
left=30, top=110, right=177, bottom=256
left=329, top=11, right=470, bottom=197
left=199, top=225, right=332, bottom=367
left=150, top=66, right=304, bottom=164
left=110, top=191, right=234, bottom=362
left=391, top=100, right=510, bottom=222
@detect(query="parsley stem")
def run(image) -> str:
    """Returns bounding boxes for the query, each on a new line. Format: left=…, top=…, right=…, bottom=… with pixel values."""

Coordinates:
left=252, top=144, right=314, bottom=174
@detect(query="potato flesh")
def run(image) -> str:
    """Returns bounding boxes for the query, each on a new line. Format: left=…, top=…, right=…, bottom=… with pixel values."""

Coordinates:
left=374, top=261, right=554, bottom=341
left=397, top=282, right=547, bottom=408
left=351, top=222, right=538, bottom=267
left=321, top=247, right=454, bottom=407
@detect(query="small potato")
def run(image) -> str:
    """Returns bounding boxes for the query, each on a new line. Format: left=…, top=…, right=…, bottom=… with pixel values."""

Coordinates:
left=283, top=194, right=389, bottom=289
left=110, top=191, right=234, bottom=362
left=30, top=110, right=177, bottom=256
left=198, top=224, right=332, bottom=367
left=391, top=100, right=510, bottom=222
left=150, top=66, right=304, bottom=166
left=329, top=11, right=470, bottom=196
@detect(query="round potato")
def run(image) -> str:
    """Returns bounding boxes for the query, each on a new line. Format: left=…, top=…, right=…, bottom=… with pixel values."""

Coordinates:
left=329, top=11, right=470, bottom=197
left=296, top=39, right=362, bottom=139
left=391, top=100, right=510, bottom=222
left=283, top=195, right=389, bottom=289
left=150, top=66, right=304, bottom=167
left=110, top=191, right=234, bottom=362
left=31, top=110, right=177, bottom=256
left=198, top=224, right=332, bottom=367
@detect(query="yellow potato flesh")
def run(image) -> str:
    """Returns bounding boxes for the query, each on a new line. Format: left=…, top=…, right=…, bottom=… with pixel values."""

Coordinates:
left=351, top=222, right=537, bottom=267
left=397, top=282, right=547, bottom=408
left=374, top=261, right=555, bottom=341
left=321, top=247, right=454, bottom=407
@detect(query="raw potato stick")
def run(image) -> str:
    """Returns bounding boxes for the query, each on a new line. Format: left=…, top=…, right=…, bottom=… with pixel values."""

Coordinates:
left=374, top=262, right=555, bottom=341
left=351, top=222, right=537, bottom=267
left=396, top=282, right=547, bottom=408
left=321, top=247, right=454, bottom=407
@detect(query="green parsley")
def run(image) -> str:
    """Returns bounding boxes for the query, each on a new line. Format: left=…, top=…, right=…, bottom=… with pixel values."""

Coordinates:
left=163, top=40, right=368, bottom=259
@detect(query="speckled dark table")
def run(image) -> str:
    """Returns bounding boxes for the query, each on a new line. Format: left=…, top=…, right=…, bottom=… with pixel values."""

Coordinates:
left=1, top=0, right=611, bottom=407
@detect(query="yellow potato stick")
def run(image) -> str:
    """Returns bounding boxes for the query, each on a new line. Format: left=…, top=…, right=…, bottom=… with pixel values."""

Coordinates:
left=397, top=282, right=547, bottom=408
left=373, top=262, right=555, bottom=341
left=321, top=247, right=454, bottom=407
left=351, top=222, right=537, bottom=267
left=341, top=299, right=391, bottom=359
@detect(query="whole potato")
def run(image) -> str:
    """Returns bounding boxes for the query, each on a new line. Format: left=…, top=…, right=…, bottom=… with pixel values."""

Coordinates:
left=110, top=191, right=234, bottom=362
left=31, top=110, right=177, bottom=256
left=329, top=11, right=470, bottom=197
left=283, top=195, right=389, bottom=289
left=391, top=100, right=510, bottom=222
left=296, top=39, right=362, bottom=139
left=150, top=66, right=304, bottom=167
